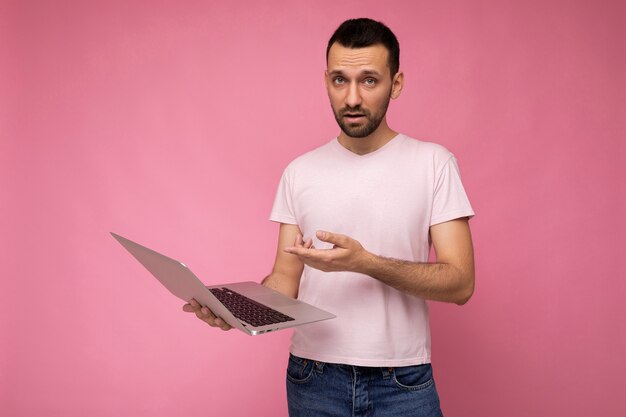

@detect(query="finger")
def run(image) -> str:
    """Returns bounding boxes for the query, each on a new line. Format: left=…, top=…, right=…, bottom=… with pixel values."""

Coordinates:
left=294, top=233, right=304, bottom=248
left=186, top=301, right=230, bottom=329
left=199, top=306, right=216, bottom=320
left=198, top=307, right=226, bottom=328
left=205, top=313, right=231, bottom=330
left=187, top=299, right=202, bottom=311
left=194, top=306, right=213, bottom=322
left=284, top=246, right=328, bottom=260
left=284, top=246, right=306, bottom=255
left=316, top=230, right=348, bottom=247
left=214, top=318, right=233, bottom=331
left=304, top=237, right=313, bottom=249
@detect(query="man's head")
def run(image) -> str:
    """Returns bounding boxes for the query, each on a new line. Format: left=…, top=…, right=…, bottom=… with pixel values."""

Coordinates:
left=325, top=18, right=403, bottom=139
left=326, top=18, right=400, bottom=78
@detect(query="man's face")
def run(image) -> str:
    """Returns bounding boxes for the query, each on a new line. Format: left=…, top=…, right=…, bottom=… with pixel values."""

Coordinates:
left=325, top=43, right=400, bottom=138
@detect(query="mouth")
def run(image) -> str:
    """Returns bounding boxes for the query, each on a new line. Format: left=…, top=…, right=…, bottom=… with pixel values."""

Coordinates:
left=343, top=113, right=366, bottom=120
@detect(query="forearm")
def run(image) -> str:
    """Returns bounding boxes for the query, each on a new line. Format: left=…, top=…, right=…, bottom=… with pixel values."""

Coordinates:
left=261, top=272, right=300, bottom=299
left=357, top=252, right=474, bottom=305
left=282, top=221, right=475, bottom=304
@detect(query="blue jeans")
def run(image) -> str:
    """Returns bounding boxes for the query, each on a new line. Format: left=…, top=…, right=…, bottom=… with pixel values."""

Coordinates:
left=286, top=354, right=444, bottom=417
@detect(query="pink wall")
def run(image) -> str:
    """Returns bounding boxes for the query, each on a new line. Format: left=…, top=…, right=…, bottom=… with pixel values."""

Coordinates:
left=1, top=0, right=624, bottom=416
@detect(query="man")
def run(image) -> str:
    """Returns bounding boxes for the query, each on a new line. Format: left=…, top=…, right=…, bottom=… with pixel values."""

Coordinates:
left=184, top=18, right=474, bottom=417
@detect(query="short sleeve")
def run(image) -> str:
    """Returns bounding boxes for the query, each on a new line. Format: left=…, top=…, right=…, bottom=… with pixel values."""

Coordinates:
left=269, top=167, right=298, bottom=224
left=430, top=156, right=475, bottom=226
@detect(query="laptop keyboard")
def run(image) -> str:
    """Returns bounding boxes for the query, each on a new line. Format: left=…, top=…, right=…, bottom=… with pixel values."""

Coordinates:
left=208, top=287, right=295, bottom=327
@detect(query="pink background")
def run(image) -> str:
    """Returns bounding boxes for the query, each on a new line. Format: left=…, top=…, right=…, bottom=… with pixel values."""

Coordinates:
left=1, top=0, right=624, bottom=416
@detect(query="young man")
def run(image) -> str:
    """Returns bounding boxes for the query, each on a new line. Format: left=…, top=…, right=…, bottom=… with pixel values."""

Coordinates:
left=184, top=18, right=475, bottom=417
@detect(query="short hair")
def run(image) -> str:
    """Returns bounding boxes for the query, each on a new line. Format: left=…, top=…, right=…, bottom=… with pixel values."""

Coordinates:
left=326, top=18, right=400, bottom=78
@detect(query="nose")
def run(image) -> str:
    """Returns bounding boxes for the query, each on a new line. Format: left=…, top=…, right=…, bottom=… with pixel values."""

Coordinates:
left=345, top=81, right=362, bottom=108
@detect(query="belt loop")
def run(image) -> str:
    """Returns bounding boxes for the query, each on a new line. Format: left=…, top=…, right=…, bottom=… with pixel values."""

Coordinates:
left=382, top=367, right=393, bottom=379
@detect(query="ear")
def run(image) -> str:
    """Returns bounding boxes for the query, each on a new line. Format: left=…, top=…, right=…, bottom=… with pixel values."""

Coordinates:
left=390, top=71, right=404, bottom=99
left=324, top=69, right=331, bottom=90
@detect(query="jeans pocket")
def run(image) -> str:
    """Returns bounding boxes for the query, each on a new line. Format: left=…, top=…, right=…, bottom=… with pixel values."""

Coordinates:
left=392, top=363, right=435, bottom=391
left=286, top=354, right=315, bottom=384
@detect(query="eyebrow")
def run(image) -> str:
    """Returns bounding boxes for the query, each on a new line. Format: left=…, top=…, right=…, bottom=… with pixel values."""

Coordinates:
left=328, top=69, right=383, bottom=77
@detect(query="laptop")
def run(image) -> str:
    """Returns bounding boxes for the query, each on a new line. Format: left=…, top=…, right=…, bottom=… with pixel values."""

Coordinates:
left=111, top=232, right=335, bottom=335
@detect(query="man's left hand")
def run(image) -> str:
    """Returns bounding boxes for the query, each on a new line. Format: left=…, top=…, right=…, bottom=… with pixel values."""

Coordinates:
left=283, top=230, right=370, bottom=273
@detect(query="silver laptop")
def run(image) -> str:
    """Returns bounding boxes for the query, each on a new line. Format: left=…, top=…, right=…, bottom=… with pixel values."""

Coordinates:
left=111, top=232, right=335, bottom=335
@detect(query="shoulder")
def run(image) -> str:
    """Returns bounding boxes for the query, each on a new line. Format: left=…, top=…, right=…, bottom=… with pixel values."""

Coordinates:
left=282, top=139, right=337, bottom=173
left=396, top=134, right=455, bottom=165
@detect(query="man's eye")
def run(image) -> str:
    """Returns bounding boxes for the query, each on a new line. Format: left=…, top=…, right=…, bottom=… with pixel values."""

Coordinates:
left=364, top=78, right=376, bottom=86
left=333, top=77, right=345, bottom=85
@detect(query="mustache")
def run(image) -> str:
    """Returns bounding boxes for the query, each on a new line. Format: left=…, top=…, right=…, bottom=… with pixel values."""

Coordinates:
left=338, top=106, right=370, bottom=117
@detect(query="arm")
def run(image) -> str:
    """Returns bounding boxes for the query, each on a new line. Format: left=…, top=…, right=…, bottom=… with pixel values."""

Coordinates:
left=261, top=223, right=307, bottom=298
left=182, top=223, right=307, bottom=330
left=284, top=218, right=475, bottom=305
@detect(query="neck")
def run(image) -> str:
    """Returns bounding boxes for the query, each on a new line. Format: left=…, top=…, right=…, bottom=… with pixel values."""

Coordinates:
left=337, top=120, right=398, bottom=155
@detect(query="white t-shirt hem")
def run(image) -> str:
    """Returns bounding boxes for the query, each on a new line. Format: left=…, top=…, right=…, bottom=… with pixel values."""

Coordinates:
left=269, top=213, right=297, bottom=224
left=289, top=347, right=432, bottom=367
left=430, top=209, right=476, bottom=226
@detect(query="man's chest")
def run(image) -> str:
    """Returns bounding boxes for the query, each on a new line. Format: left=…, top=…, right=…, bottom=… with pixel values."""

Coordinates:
left=291, top=161, right=435, bottom=242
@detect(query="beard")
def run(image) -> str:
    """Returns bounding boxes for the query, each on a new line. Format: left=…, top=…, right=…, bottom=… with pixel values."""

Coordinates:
left=332, top=92, right=392, bottom=138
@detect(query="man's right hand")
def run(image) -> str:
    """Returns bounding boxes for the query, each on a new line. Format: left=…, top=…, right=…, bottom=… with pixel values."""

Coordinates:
left=182, top=299, right=232, bottom=331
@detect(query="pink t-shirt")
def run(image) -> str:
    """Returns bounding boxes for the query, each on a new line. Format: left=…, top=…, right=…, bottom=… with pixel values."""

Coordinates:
left=270, top=134, right=474, bottom=367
